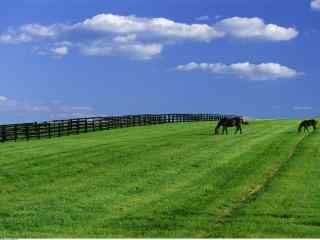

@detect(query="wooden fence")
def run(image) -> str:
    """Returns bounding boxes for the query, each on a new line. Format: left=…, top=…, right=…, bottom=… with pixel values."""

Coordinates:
left=0, top=113, right=230, bottom=143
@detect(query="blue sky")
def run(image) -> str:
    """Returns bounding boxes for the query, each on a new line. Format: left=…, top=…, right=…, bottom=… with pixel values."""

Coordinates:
left=0, top=0, right=319, bottom=123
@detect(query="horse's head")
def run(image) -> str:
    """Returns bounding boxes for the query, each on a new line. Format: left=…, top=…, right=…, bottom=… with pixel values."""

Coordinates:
left=313, top=119, right=318, bottom=128
left=240, top=117, right=249, bottom=125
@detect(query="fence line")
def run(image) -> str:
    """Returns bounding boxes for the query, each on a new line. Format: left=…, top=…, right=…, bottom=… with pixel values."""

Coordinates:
left=0, top=113, right=231, bottom=143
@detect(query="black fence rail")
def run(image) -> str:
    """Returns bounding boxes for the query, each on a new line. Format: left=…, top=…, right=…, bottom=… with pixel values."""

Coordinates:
left=0, top=113, right=230, bottom=143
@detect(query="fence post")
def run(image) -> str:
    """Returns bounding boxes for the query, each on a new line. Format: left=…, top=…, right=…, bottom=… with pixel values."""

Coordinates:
left=68, top=120, right=72, bottom=135
left=92, top=119, right=96, bottom=131
left=77, top=119, right=80, bottom=134
left=37, top=123, right=40, bottom=139
left=57, top=122, right=60, bottom=137
left=119, top=117, right=123, bottom=128
left=98, top=118, right=102, bottom=130
left=1, top=125, right=6, bottom=143
left=25, top=124, right=30, bottom=141
left=14, top=125, right=18, bottom=141
left=48, top=122, right=51, bottom=138
left=110, top=117, right=114, bottom=129
left=84, top=119, right=88, bottom=133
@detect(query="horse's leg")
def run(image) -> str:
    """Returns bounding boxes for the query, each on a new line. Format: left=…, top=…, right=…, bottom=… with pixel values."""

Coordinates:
left=234, top=124, right=241, bottom=134
left=214, top=126, right=219, bottom=135
left=223, top=127, right=226, bottom=135
left=215, top=122, right=221, bottom=135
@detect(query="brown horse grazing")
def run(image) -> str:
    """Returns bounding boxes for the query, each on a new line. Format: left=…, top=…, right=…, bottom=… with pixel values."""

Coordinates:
left=298, top=119, right=317, bottom=133
left=214, top=117, right=243, bottom=135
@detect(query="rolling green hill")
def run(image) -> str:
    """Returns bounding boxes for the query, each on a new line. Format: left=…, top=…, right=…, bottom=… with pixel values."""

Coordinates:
left=0, top=120, right=319, bottom=237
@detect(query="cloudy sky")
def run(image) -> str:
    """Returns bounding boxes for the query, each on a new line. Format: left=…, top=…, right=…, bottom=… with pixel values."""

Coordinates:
left=0, top=0, right=319, bottom=123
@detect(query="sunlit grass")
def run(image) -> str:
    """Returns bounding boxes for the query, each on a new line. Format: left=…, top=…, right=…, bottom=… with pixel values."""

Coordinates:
left=1, top=120, right=318, bottom=237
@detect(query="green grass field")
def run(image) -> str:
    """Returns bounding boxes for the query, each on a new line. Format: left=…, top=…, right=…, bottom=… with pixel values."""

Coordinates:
left=1, top=120, right=319, bottom=237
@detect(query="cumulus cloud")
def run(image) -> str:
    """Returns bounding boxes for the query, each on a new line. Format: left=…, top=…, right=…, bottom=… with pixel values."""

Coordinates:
left=0, top=24, right=61, bottom=44
left=0, top=14, right=299, bottom=60
left=34, top=41, right=71, bottom=57
left=0, top=33, right=32, bottom=44
left=113, top=34, right=137, bottom=43
left=176, top=62, right=298, bottom=80
left=77, top=14, right=297, bottom=42
left=311, top=0, right=320, bottom=10
left=20, top=24, right=59, bottom=37
left=80, top=39, right=162, bottom=60
left=51, top=46, right=69, bottom=56
left=78, top=14, right=224, bottom=42
left=215, top=17, right=298, bottom=41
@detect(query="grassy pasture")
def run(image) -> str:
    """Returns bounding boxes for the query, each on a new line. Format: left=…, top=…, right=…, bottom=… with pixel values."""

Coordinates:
left=0, top=120, right=319, bottom=237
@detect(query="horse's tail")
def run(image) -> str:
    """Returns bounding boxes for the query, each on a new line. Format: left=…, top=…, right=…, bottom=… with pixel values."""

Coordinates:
left=298, top=122, right=304, bottom=132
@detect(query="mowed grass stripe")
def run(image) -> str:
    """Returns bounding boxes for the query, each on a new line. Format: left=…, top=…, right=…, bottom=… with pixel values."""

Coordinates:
left=212, top=130, right=320, bottom=237
left=70, top=121, right=296, bottom=237
left=0, top=121, right=296, bottom=237
left=0, top=120, right=306, bottom=237
left=0, top=121, right=271, bottom=189
left=0, top=121, right=269, bottom=236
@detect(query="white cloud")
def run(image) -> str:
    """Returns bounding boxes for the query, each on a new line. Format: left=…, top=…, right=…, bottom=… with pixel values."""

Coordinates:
left=78, top=14, right=298, bottom=42
left=80, top=39, right=163, bottom=60
left=78, top=14, right=224, bottom=42
left=0, top=14, right=299, bottom=60
left=114, top=43, right=162, bottom=60
left=113, top=34, right=137, bottom=43
left=0, top=24, right=61, bottom=44
left=20, top=24, right=58, bottom=37
left=34, top=41, right=71, bottom=57
left=195, top=16, right=210, bottom=21
left=215, top=17, right=298, bottom=41
left=176, top=62, right=298, bottom=80
left=51, top=46, right=69, bottom=56
left=311, top=0, right=320, bottom=10
left=0, top=33, right=32, bottom=44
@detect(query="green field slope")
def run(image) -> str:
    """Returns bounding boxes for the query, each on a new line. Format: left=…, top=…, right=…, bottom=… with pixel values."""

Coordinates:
left=0, top=120, right=319, bottom=237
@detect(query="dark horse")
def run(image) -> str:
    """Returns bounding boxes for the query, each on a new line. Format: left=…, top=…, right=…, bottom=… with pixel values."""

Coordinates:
left=214, top=116, right=246, bottom=135
left=298, top=119, right=317, bottom=133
